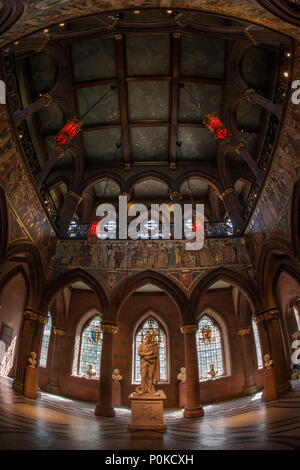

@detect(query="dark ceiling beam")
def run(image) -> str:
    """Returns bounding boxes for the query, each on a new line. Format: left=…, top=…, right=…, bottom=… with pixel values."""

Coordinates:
left=180, top=76, right=224, bottom=86
left=126, top=75, right=171, bottom=82
left=169, top=32, right=181, bottom=171
left=114, top=34, right=132, bottom=169
left=74, top=78, right=118, bottom=88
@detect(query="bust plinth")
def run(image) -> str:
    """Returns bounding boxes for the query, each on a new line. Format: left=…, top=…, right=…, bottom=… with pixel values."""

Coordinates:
left=262, top=367, right=278, bottom=402
left=128, top=390, right=167, bottom=431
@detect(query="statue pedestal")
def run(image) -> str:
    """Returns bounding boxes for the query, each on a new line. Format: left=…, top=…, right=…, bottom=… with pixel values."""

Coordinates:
left=262, top=367, right=278, bottom=402
left=112, top=381, right=121, bottom=407
left=24, top=366, right=38, bottom=399
left=128, top=390, right=167, bottom=431
left=179, top=382, right=186, bottom=408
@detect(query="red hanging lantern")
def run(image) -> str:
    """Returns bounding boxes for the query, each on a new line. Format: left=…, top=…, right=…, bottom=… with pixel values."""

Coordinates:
left=203, top=113, right=231, bottom=143
left=55, top=119, right=82, bottom=150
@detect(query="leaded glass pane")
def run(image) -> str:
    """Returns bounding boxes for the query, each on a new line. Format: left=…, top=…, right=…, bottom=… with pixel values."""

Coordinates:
left=134, top=318, right=167, bottom=382
left=197, top=315, right=225, bottom=380
left=252, top=319, right=263, bottom=369
left=79, top=316, right=102, bottom=377
left=40, top=313, right=52, bottom=367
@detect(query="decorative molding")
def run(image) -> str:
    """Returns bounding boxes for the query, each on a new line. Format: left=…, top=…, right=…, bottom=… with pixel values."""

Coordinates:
left=243, top=25, right=259, bottom=46
left=24, top=307, right=48, bottom=324
left=101, top=321, right=118, bottom=335
left=180, top=322, right=198, bottom=334
left=237, top=327, right=251, bottom=336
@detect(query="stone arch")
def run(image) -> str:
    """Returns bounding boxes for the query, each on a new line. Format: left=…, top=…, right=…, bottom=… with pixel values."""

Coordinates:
left=41, top=268, right=110, bottom=317
left=190, top=267, right=261, bottom=317
left=4, top=242, right=43, bottom=308
left=128, top=172, right=173, bottom=195
left=111, top=270, right=188, bottom=323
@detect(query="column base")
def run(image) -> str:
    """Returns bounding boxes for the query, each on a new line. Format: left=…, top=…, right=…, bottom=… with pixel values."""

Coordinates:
left=95, top=404, right=115, bottom=417
left=47, top=384, right=60, bottom=395
left=12, top=379, right=23, bottom=394
left=183, top=407, right=204, bottom=418
left=278, top=381, right=292, bottom=397
left=243, top=384, right=258, bottom=395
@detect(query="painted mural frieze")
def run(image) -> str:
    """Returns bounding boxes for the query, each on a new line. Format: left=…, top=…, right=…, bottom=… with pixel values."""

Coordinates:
left=1, top=0, right=300, bottom=49
left=0, top=107, right=57, bottom=267
left=49, top=237, right=252, bottom=292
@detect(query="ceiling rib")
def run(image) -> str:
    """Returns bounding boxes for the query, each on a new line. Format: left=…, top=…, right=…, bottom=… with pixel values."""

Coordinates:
left=169, top=32, right=181, bottom=171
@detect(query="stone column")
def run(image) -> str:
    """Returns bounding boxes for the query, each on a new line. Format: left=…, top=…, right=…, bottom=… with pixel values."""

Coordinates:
left=13, top=307, right=46, bottom=394
left=219, top=188, right=244, bottom=232
left=95, top=321, right=118, bottom=417
left=237, top=327, right=257, bottom=395
left=254, top=309, right=291, bottom=396
left=47, top=327, right=66, bottom=394
left=57, top=191, right=82, bottom=237
left=180, top=322, right=204, bottom=418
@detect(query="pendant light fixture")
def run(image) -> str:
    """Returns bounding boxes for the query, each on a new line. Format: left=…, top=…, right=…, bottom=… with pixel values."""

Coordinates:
left=55, top=84, right=117, bottom=151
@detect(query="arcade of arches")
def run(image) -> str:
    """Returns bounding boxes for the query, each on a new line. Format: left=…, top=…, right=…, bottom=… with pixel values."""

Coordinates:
left=0, top=0, right=300, bottom=451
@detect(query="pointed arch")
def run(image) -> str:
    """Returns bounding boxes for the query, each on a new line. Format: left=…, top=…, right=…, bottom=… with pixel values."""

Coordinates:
left=111, top=270, right=188, bottom=322
left=190, top=267, right=261, bottom=316
left=41, top=268, right=110, bottom=316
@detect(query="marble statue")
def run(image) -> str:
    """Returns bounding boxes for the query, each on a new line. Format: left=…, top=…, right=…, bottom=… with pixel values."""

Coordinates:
left=177, top=366, right=186, bottom=383
left=28, top=352, right=37, bottom=368
left=208, top=363, right=217, bottom=379
left=135, top=333, right=160, bottom=395
left=85, top=364, right=96, bottom=379
left=112, top=368, right=123, bottom=382
left=264, top=354, right=274, bottom=369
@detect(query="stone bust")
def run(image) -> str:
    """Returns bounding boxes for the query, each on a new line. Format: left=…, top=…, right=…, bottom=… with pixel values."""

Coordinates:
left=112, top=368, right=123, bottom=382
left=208, top=363, right=217, bottom=379
left=85, top=363, right=96, bottom=379
left=264, top=354, right=274, bottom=369
left=28, top=352, right=37, bottom=368
left=177, top=366, right=186, bottom=383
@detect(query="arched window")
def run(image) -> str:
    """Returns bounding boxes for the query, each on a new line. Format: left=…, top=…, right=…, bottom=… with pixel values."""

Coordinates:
left=133, top=317, right=167, bottom=383
left=40, top=313, right=52, bottom=367
left=196, top=315, right=225, bottom=380
left=252, top=319, right=263, bottom=369
left=79, top=315, right=102, bottom=377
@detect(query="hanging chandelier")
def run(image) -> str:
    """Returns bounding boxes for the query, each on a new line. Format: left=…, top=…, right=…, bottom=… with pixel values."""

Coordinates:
left=54, top=84, right=117, bottom=151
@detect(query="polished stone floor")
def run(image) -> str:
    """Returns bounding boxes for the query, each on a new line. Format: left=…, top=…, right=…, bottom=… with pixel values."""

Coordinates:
left=0, top=376, right=300, bottom=450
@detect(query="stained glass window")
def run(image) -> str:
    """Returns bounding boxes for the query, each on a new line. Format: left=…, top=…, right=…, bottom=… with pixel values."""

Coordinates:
left=252, top=319, right=263, bottom=369
left=79, top=316, right=102, bottom=377
left=196, top=315, right=225, bottom=380
left=40, top=313, right=52, bottom=367
left=134, top=318, right=167, bottom=383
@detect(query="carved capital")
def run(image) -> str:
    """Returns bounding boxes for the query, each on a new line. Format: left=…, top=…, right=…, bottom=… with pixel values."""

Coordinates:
left=38, top=315, right=49, bottom=325
left=237, top=327, right=251, bottom=336
left=253, top=308, right=280, bottom=323
left=101, top=321, right=118, bottom=335
left=180, top=322, right=198, bottom=334
left=235, top=142, right=245, bottom=155
left=244, top=88, right=255, bottom=102
left=53, top=328, right=66, bottom=336
left=173, top=32, right=181, bottom=39
left=169, top=191, right=182, bottom=202
left=42, top=93, right=53, bottom=108
left=114, top=34, right=122, bottom=40
left=24, top=308, right=39, bottom=321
